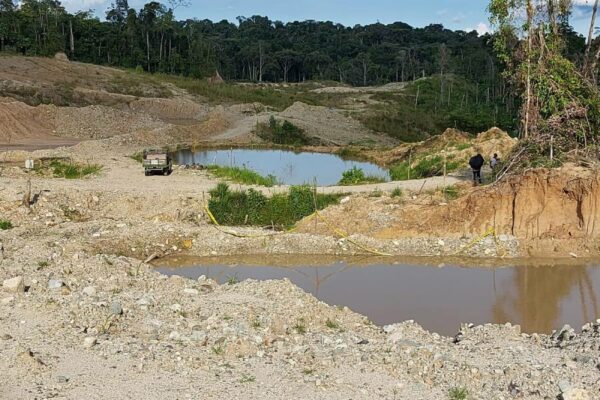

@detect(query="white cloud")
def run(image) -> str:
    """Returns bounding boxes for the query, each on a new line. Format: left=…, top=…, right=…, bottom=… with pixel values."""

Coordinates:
left=464, top=22, right=491, bottom=36
left=475, top=22, right=490, bottom=36
left=61, top=0, right=109, bottom=13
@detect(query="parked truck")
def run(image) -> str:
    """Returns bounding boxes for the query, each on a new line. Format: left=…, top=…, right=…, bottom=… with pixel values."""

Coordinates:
left=142, top=149, right=173, bottom=176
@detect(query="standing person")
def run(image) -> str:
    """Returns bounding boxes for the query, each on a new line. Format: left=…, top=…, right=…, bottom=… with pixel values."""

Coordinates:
left=469, top=153, right=485, bottom=185
left=490, top=153, right=499, bottom=170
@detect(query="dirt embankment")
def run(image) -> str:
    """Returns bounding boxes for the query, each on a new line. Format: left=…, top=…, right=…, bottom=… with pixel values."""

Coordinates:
left=383, top=166, right=600, bottom=256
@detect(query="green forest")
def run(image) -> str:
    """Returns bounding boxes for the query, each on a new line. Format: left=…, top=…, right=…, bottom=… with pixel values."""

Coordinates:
left=0, top=0, right=599, bottom=143
left=1, top=0, right=512, bottom=86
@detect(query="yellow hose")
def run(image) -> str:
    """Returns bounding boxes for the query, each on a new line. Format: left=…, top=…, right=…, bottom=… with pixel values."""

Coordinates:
left=204, top=205, right=391, bottom=256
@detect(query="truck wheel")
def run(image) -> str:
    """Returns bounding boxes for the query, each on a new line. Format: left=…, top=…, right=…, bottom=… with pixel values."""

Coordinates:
left=145, top=171, right=149, bottom=176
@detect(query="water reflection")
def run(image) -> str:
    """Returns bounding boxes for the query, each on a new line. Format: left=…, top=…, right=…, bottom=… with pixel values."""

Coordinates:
left=492, top=264, right=600, bottom=333
left=156, top=257, right=600, bottom=335
left=169, top=148, right=390, bottom=186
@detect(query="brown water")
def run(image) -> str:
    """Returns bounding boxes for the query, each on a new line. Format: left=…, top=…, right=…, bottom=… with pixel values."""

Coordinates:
left=155, top=256, right=600, bottom=336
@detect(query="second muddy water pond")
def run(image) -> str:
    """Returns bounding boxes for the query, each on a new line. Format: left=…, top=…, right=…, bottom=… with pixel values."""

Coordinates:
left=170, top=148, right=390, bottom=186
left=156, top=256, right=600, bottom=336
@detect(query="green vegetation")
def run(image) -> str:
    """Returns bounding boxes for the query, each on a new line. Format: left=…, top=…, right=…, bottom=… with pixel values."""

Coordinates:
left=255, top=116, right=311, bottom=146
left=391, top=187, right=404, bottom=198
left=226, top=275, right=240, bottom=285
left=239, top=374, right=256, bottom=383
left=361, top=75, right=517, bottom=142
left=325, top=319, right=340, bottom=330
left=207, top=165, right=278, bottom=187
left=211, top=346, right=224, bottom=355
left=208, top=183, right=341, bottom=229
left=49, top=161, right=102, bottom=179
left=442, top=185, right=461, bottom=200
left=389, top=156, right=461, bottom=181
left=0, top=220, right=13, bottom=230
left=488, top=0, right=600, bottom=171
left=448, top=387, right=469, bottom=400
left=293, top=323, right=307, bottom=334
left=338, top=166, right=386, bottom=185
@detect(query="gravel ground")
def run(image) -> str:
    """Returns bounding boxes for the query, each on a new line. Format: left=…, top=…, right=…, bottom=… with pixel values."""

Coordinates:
left=0, top=141, right=598, bottom=399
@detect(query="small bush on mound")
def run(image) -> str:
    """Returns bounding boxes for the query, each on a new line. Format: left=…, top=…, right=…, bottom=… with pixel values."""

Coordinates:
left=207, top=165, right=278, bottom=187
left=338, top=166, right=386, bottom=185
left=256, top=116, right=311, bottom=146
left=50, top=161, right=102, bottom=179
left=0, top=220, right=13, bottom=230
left=208, top=183, right=341, bottom=229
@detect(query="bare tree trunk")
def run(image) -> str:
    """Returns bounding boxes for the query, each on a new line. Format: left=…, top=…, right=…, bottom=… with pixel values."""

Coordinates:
left=258, top=42, right=265, bottom=83
left=584, top=0, right=599, bottom=78
left=69, top=19, right=74, bottom=58
left=146, top=31, right=151, bottom=71
left=591, top=45, right=600, bottom=85
left=524, top=0, right=534, bottom=139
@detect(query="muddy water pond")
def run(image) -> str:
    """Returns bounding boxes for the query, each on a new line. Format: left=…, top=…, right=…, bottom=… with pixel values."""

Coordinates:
left=170, top=148, right=389, bottom=186
left=156, top=256, right=600, bottom=336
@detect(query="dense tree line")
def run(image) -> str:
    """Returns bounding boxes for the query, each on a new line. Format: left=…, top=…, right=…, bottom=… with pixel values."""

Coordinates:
left=0, top=0, right=508, bottom=88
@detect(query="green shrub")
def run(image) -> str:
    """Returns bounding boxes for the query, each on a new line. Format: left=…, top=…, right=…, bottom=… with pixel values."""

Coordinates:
left=256, top=116, right=311, bottom=146
left=50, top=161, right=102, bottom=179
left=448, top=387, right=468, bottom=400
left=391, top=187, right=403, bottom=198
left=208, top=183, right=341, bottom=229
left=338, top=166, right=386, bottom=185
left=0, top=220, right=13, bottom=230
left=389, top=156, right=460, bottom=181
left=442, top=185, right=460, bottom=200
left=207, top=165, right=278, bottom=187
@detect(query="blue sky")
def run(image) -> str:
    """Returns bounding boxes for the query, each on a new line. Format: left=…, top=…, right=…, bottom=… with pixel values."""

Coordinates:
left=64, top=0, right=595, bottom=36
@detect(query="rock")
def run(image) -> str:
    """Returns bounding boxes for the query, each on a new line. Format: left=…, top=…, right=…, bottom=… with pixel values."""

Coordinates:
left=1, top=296, right=15, bottom=305
left=57, top=375, right=69, bottom=384
left=82, top=286, right=97, bottom=296
left=190, top=331, right=206, bottom=342
left=110, top=301, right=123, bottom=315
left=0, top=333, right=12, bottom=340
left=3, top=276, right=24, bottom=293
left=561, top=388, right=590, bottom=400
left=169, top=331, right=181, bottom=341
left=340, top=196, right=351, bottom=204
left=183, top=288, right=199, bottom=295
left=48, top=279, right=64, bottom=290
left=83, top=337, right=97, bottom=348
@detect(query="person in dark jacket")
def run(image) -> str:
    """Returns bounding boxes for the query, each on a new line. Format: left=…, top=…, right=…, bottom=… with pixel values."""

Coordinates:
left=469, top=153, right=485, bottom=184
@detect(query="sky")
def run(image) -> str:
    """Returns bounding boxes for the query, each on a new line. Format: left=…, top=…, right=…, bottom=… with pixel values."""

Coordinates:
left=62, top=0, right=597, bottom=36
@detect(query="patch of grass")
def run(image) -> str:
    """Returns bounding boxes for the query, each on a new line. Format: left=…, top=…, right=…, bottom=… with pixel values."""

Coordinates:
left=255, top=116, right=311, bottom=146
left=325, top=319, right=340, bottom=330
left=369, top=188, right=384, bottom=198
left=153, top=74, right=345, bottom=110
left=338, top=166, right=386, bottom=186
left=389, top=156, right=460, bottom=181
left=50, top=161, right=102, bottom=179
left=293, top=323, right=307, bottom=334
left=455, top=143, right=472, bottom=151
left=208, top=183, right=342, bottom=229
left=391, top=187, right=403, bottom=198
left=302, top=368, right=315, bottom=375
left=207, top=165, right=278, bottom=187
left=0, top=220, right=13, bottom=230
left=442, top=185, right=461, bottom=200
left=37, top=261, right=49, bottom=268
left=239, top=374, right=256, bottom=383
left=252, top=319, right=261, bottom=328
left=226, top=275, right=239, bottom=285
left=448, top=387, right=469, bottom=400
left=211, top=346, right=224, bottom=355
left=130, top=152, right=144, bottom=163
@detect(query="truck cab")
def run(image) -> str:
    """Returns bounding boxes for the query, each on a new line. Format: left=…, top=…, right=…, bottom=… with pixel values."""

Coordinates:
left=143, top=149, right=173, bottom=176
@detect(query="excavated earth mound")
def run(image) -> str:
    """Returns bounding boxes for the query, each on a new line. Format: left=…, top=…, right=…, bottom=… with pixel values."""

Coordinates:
left=382, top=166, right=600, bottom=256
